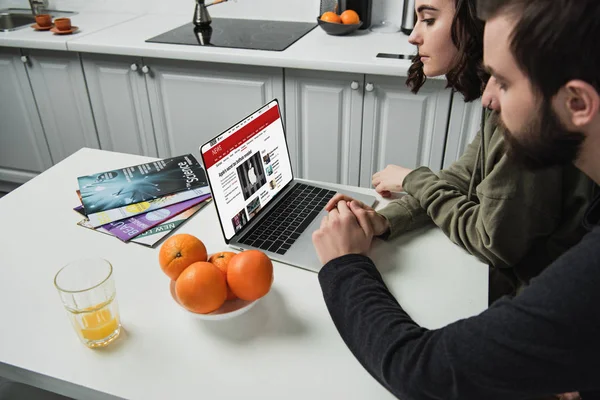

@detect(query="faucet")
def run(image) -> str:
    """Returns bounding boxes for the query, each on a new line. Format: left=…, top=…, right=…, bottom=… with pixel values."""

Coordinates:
left=193, top=0, right=229, bottom=27
left=28, top=0, right=48, bottom=15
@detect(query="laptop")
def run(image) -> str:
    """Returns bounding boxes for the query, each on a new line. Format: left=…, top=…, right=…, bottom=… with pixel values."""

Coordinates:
left=199, top=99, right=376, bottom=273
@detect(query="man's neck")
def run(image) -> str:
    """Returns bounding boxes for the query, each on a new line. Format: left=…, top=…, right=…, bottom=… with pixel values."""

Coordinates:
left=575, top=127, right=600, bottom=186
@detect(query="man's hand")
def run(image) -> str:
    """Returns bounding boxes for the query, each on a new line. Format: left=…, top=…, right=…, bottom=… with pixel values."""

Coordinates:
left=312, top=200, right=374, bottom=265
left=324, top=194, right=390, bottom=237
left=372, top=165, right=413, bottom=197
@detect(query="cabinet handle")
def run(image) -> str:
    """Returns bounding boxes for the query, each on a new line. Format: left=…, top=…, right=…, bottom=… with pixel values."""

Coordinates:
left=21, top=55, right=29, bottom=64
left=365, top=82, right=374, bottom=92
left=130, top=63, right=139, bottom=72
left=350, top=81, right=359, bottom=90
left=141, top=65, right=150, bottom=74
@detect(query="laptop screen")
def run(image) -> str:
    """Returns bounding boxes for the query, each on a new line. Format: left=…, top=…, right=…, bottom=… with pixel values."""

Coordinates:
left=200, top=100, right=294, bottom=241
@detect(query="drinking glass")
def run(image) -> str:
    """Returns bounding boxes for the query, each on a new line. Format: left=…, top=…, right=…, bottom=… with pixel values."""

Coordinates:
left=54, top=258, right=121, bottom=348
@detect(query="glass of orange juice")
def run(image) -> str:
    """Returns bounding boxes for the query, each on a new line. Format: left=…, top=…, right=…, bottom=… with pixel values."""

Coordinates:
left=54, top=258, right=121, bottom=348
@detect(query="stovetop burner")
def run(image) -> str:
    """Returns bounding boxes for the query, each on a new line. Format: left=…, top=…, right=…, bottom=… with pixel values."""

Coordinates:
left=146, top=18, right=317, bottom=52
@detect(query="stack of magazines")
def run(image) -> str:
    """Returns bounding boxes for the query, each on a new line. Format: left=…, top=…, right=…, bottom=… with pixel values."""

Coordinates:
left=74, top=154, right=212, bottom=247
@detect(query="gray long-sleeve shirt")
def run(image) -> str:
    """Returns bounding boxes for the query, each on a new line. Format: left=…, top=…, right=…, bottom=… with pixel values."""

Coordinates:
left=318, top=194, right=600, bottom=400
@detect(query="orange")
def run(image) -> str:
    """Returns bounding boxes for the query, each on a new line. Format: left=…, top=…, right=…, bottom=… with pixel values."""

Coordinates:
left=175, top=262, right=227, bottom=314
left=208, top=251, right=238, bottom=300
left=159, top=234, right=207, bottom=280
left=320, top=11, right=342, bottom=24
left=340, top=9, right=360, bottom=25
left=227, top=250, right=273, bottom=301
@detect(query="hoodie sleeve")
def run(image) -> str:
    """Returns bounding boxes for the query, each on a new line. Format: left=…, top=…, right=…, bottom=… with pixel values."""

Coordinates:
left=402, top=161, right=561, bottom=270
left=377, top=132, right=482, bottom=240
left=399, top=111, right=569, bottom=271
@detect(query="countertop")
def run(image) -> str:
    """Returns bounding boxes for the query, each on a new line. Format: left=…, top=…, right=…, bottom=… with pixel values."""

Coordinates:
left=0, top=148, right=487, bottom=400
left=0, top=11, right=417, bottom=76
left=0, top=11, right=139, bottom=51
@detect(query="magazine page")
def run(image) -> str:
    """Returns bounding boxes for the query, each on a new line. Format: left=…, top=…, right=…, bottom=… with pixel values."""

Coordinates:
left=201, top=101, right=292, bottom=240
left=86, top=187, right=210, bottom=228
left=77, top=154, right=208, bottom=214
left=77, top=199, right=212, bottom=248
left=103, top=194, right=211, bottom=241
left=129, top=200, right=211, bottom=247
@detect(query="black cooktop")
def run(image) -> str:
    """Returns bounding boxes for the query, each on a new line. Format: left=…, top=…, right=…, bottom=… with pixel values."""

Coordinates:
left=146, top=19, right=317, bottom=52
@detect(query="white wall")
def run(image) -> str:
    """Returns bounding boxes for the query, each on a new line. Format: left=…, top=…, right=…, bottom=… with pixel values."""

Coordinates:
left=1, top=0, right=402, bottom=24
left=2, top=0, right=320, bottom=21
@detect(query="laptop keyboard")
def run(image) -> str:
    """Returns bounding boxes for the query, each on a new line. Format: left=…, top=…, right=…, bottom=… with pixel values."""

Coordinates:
left=238, top=183, right=336, bottom=255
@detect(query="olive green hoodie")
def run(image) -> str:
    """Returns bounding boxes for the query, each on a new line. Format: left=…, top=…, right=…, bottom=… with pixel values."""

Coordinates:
left=377, top=109, right=596, bottom=295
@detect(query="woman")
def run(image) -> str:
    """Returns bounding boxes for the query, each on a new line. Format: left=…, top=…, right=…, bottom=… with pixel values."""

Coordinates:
left=325, top=0, right=594, bottom=303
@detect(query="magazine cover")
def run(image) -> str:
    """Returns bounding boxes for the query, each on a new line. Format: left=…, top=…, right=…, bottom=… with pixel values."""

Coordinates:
left=77, top=154, right=208, bottom=214
left=75, top=194, right=211, bottom=241
left=77, top=199, right=212, bottom=248
left=128, top=201, right=211, bottom=247
left=86, top=187, right=211, bottom=228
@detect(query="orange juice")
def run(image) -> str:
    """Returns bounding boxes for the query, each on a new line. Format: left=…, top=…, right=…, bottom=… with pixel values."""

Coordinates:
left=67, top=297, right=121, bottom=348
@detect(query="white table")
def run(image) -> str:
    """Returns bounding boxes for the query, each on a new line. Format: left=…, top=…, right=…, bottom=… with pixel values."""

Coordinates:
left=0, top=148, right=487, bottom=400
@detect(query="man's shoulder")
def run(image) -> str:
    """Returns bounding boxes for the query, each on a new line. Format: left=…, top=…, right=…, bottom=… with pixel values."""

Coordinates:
left=547, top=227, right=600, bottom=273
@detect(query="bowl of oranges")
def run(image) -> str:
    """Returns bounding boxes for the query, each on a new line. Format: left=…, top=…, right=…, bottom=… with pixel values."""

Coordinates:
left=318, top=9, right=362, bottom=36
left=159, top=234, right=273, bottom=320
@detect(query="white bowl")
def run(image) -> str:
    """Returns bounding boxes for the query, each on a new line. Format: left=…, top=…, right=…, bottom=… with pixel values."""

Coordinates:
left=169, top=280, right=260, bottom=321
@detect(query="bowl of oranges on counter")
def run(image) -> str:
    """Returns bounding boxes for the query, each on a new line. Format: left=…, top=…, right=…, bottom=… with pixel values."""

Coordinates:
left=318, top=9, right=362, bottom=36
left=159, top=233, right=273, bottom=320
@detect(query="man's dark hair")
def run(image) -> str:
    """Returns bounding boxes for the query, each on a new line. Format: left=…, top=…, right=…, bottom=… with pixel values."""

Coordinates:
left=477, top=0, right=600, bottom=99
left=406, top=0, right=489, bottom=102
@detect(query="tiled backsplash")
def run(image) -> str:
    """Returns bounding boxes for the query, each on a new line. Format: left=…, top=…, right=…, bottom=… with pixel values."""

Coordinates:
left=0, top=0, right=403, bottom=25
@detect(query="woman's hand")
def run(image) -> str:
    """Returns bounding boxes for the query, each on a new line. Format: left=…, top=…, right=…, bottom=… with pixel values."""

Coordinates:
left=372, top=165, right=413, bottom=197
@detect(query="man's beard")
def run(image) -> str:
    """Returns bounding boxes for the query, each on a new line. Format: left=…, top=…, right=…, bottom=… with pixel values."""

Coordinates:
left=495, top=99, right=585, bottom=170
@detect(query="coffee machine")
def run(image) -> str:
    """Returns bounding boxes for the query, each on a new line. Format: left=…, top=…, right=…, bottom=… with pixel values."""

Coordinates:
left=337, top=0, right=373, bottom=30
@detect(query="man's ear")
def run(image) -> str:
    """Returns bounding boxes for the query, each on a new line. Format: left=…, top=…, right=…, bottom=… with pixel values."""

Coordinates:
left=562, top=80, right=600, bottom=128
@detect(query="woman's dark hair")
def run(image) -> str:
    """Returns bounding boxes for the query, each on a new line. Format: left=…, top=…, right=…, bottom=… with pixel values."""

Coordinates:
left=406, top=0, right=489, bottom=102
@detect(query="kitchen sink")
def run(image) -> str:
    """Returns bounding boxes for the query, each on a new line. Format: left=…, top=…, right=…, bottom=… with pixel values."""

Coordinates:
left=0, top=12, right=35, bottom=31
left=0, top=8, right=77, bottom=32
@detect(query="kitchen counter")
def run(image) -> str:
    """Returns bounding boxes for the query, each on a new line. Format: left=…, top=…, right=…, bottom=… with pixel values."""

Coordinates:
left=67, top=14, right=416, bottom=76
left=0, top=11, right=140, bottom=51
left=0, top=11, right=418, bottom=76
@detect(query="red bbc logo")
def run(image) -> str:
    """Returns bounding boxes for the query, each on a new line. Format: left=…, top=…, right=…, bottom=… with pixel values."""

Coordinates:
left=211, top=145, right=222, bottom=155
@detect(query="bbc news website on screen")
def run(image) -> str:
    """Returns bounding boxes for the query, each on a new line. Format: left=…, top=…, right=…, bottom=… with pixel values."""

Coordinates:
left=202, top=102, right=292, bottom=240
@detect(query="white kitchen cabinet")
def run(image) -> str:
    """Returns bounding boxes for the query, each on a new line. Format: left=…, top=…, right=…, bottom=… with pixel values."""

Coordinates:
left=22, top=49, right=99, bottom=163
left=284, top=69, right=364, bottom=186
left=285, top=71, right=452, bottom=187
left=142, top=58, right=284, bottom=158
left=359, top=76, right=453, bottom=187
left=82, top=53, right=158, bottom=157
left=443, top=94, right=482, bottom=168
left=0, top=47, right=52, bottom=185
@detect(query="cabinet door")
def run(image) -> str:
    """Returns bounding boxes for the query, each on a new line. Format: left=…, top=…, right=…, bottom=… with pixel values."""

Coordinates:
left=443, top=94, right=482, bottom=168
left=82, top=54, right=157, bottom=157
left=359, top=76, right=452, bottom=187
left=284, top=69, right=364, bottom=185
left=0, top=47, right=52, bottom=184
left=23, top=49, right=99, bottom=163
left=143, top=58, right=284, bottom=158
